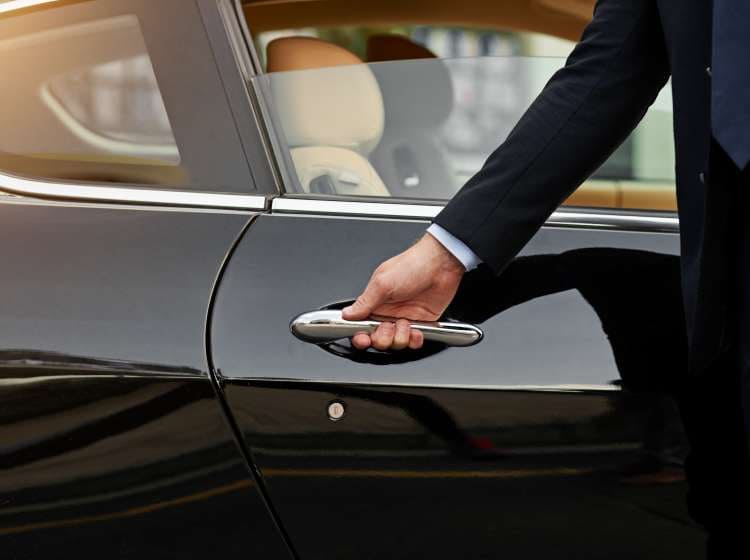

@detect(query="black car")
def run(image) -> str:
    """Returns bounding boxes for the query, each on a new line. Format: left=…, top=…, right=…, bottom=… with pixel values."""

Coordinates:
left=0, top=0, right=698, bottom=558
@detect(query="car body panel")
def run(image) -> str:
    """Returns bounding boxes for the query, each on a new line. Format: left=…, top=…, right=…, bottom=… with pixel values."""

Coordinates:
left=0, top=0, right=697, bottom=557
left=211, top=213, right=702, bottom=558
left=0, top=200, right=292, bottom=559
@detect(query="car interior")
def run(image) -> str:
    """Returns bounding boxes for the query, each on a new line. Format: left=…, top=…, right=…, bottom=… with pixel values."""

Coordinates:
left=265, top=36, right=391, bottom=197
left=0, top=14, right=188, bottom=186
left=241, top=0, right=678, bottom=212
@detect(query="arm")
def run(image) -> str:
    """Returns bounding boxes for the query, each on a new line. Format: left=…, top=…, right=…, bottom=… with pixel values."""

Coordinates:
left=344, top=0, right=671, bottom=349
left=434, top=0, right=670, bottom=272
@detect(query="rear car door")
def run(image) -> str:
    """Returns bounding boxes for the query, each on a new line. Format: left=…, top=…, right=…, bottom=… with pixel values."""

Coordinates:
left=210, top=29, right=704, bottom=560
left=0, top=1, right=290, bottom=558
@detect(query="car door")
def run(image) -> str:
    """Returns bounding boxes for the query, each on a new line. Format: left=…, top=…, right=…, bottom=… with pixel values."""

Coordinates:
left=0, top=1, right=291, bottom=558
left=209, top=34, right=704, bottom=560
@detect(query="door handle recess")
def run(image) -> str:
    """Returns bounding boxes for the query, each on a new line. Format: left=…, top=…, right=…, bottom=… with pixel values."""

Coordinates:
left=290, top=310, right=483, bottom=347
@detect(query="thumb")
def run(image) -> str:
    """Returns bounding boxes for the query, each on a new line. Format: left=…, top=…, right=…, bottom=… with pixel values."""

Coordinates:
left=343, top=276, right=387, bottom=320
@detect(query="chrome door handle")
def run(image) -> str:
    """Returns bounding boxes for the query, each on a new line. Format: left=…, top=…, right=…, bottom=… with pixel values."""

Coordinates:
left=290, top=310, right=483, bottom=347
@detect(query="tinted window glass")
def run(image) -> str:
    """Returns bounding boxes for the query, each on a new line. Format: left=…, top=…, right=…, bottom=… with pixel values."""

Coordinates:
left=0, top=14, right=182, bottom=182
left=43, top=18, right=180, bottom=165
left=0, top=0, right=256, bottom=192
left=258, top=55, right=675, bottom=212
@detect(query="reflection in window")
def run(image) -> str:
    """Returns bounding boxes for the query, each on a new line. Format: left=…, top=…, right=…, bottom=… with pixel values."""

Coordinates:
left=258, top=54, right=676, bottom=211
left=0, top=14, right=184, bottom=185
left=43, top=54, right=179, bottom=162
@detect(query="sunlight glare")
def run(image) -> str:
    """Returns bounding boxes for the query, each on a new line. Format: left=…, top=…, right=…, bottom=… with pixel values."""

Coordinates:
left=0, top=0, right=58, bottom=15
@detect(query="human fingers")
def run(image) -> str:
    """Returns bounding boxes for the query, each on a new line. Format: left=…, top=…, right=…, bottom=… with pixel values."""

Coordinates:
left=408, top=328, right=424, bottom=349
left=370, top=322, right=396, bottom=351
left=352, top=332, right=372, bottom=350
left=391, top=319, right=411, bottom=350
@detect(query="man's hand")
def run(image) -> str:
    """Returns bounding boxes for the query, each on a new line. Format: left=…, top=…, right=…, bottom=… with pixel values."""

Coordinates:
left=342, top=233, right=465, bottom=351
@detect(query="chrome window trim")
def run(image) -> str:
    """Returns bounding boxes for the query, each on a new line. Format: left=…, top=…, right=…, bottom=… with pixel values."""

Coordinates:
left=273, top=198, right=444, bottom=219
left=271, top=197, right=680, bottom=233
left=0, top=170, right=267, bottom=211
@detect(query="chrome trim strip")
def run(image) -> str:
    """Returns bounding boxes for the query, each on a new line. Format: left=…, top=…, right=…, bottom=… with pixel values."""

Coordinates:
left=273, top=198, right=443, bottom=219
left=271, top=197, right=679, bottom=232
left=0, top=195, right=256, bottom=214
left=544, top=210, right=679, bottom=232
left=0, top=170, right=267, bottom=210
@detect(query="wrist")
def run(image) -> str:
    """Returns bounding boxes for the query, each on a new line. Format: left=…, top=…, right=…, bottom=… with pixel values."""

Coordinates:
left=423, top=232, right=465, bottom=274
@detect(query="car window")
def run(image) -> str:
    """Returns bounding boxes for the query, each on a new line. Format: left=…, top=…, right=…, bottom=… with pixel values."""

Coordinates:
left=256, top=54, right=676, bottom=211
left=0, top=0, right=256, bottom=192
left=1, top=15, right=181, bottom=177
left=42, top=22, right=180, bottom=166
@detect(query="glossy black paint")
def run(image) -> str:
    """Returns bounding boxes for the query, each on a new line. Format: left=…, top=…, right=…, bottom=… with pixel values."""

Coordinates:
left=1, top=372, right=289, bottom=559
left=0, top=1, right=701, bottom=557
left=0, top=202, right=291, bottom=559
left=212, top=214, right=701, bottom=559
left=223, top=380, right=698, bottom=559
left=213, top=215, right=680, bottom=387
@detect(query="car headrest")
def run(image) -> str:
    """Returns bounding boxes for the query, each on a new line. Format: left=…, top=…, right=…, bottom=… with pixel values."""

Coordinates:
left=365, top=35, right=454, bottom=128
left=366, top=34, right=438, bottom=63
left=266, top=37, right=384, bottom=154
left=267, top=36, right=362, bottom=72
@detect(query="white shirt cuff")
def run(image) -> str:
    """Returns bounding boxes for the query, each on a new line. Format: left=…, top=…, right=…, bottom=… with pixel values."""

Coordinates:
left=426, top=224, right=482, bottom=271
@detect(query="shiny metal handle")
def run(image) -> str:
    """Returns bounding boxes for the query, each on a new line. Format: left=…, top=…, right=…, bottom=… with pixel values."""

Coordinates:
left=290, top=310, right=483, bottom=347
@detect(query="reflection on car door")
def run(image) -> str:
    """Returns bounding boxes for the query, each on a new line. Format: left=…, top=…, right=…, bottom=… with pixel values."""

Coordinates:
left=0, top=1, right=291, bottom=557
left=211, top=206, right=702, bottom=560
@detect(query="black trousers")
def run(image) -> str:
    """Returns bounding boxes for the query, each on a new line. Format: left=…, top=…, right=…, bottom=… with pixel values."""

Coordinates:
left=680, top=143, right=750, bottom=558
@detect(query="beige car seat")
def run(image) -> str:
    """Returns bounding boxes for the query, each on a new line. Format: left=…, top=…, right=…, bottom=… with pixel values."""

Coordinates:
left=366, top=34, right=458, bottom=199
left=265, top=37, right=390, bottom=197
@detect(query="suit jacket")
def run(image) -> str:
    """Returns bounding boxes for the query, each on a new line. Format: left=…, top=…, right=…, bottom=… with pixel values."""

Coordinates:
left=434, top=0, right=726, bottom=374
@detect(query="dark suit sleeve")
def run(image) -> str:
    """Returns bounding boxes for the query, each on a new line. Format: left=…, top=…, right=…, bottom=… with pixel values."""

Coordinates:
left=432, top=0, right=670, bottom=274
